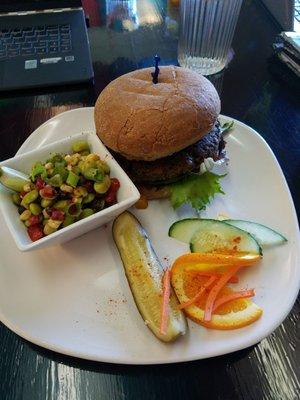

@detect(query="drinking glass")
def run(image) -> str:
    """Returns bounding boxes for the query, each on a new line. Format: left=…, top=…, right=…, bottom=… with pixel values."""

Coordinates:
left=178, top=0, right=243, bottom=75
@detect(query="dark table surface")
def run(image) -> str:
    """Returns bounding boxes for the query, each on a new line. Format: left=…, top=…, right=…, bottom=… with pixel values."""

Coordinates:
left=1, top=1, right=299, bottom=399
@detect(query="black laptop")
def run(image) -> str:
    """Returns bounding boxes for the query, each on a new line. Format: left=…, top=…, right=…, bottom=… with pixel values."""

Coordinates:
left=0, top=1, right=94, bottom=91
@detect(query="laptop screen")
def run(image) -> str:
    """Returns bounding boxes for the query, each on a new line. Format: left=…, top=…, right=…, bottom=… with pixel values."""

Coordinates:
left=0, top=1, right=81, bottom=13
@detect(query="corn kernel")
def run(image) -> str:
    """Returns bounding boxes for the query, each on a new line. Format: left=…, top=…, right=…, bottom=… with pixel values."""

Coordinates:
left=48, top=219, right=62, bottom=229
left=20, top=210, right=32, bottom=221
left=65, top=154, right=72, bottom=163
left=73, top=186, right=87, bottom=197
left=71, top=196, right=82, bottom=204
left=86, top=153, right=100, bottom=162
left=69, top=153, right=81, bottom=166
left=23, top=183, right=32, bottom=192
left=45, top=162, right=53, bottom=170
left=44, top=224, right=56, bottom=236
left=60, top=184, right=73, bottom=193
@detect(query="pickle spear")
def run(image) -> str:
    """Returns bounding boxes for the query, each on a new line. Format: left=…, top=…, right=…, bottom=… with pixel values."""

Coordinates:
left=112, top=211, right=187, bottom=342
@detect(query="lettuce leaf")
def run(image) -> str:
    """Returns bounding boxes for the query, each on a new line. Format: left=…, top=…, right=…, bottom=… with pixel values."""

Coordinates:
left=220, top=120, right=234, bottom=135
left=169, top=172, right=225, bottom=211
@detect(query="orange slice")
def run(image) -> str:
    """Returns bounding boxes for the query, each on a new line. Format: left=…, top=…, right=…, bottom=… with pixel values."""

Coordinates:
left=171, top=254, right=263, bottom=330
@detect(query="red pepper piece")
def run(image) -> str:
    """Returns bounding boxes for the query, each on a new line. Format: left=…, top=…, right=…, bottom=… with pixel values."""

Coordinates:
left=105, top=178, right=120, bottom=204
left=51, top=209, right=65, bottom=221
left=35, top=177, right=46, bottom=190
left=28, top=215, right=40, bottom=226
left=27, top=224, right=44, bottom=242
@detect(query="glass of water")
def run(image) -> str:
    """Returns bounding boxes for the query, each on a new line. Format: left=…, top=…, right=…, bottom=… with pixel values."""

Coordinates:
left=178, top=0, right=243, bottom=75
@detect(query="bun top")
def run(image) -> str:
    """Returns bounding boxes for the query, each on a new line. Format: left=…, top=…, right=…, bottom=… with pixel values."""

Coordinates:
left=94, top=66, right=220, bottom=161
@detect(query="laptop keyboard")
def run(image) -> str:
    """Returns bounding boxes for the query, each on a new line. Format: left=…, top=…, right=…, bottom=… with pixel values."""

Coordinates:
left=295, top=0, right=300, bottom=23
left=0, top=24, right=72, bottom=61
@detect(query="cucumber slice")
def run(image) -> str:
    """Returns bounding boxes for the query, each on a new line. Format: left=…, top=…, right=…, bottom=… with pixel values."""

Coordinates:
left=191, top=220, right=262, bottom=255
left=113, top=211, right=187, bottom=342
left=169, top=218, right=207, bottom=244
left=224, top=220, right=287, bottom=247
left=169, top=218, right=262, bottom=255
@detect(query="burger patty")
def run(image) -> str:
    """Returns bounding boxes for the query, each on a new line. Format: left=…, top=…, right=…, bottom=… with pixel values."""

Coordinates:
left=112, top=122, right=225, bottom=185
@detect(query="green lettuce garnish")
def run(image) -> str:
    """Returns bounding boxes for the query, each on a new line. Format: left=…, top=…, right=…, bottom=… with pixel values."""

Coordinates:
left=220, top=120, right=234, bottom=135
left=169, top=171, right=225, bottom=211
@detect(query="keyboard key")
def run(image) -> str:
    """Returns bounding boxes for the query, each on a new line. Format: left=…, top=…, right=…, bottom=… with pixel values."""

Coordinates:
left=47, top=28, right=58, bottom=34
left=0, top=50, right=7, bottom=57
left=21, top=48, right=35, bottom=56
left=14, top=37, right=25, bottom=44
left=37, top=32, right=47, bottom=38
left=8, top=50, right=20, bottom=57
left=3, top=37, right=13, bottom=44
left=23, top=27, right=33, bottom=32
left=8, top=44, right=20, bottom=50
left=1, top=29, right=10, bottom=34
left=49, top=46, right=59, bottom=53
left=24, top=32, right=35, bottom=42
left=48, top=40, right=58, bottom=47
left=60, top=28, right=70, bottom=34
left=61, top=45, right=71, bottom=52
left=61, top=33, right=70, bottom=40
left=12, top=32, right=22, bottom=38
left=24, top=30, right=35, bottom=36
left=49, top=33, right=59, bottom=39
left=25, top=35, right=36, bottom=42
left=37, top=40, right=47, bottom=47
left=65, top=55, right=74, bottom=62
left=46, top=25, right=58, bottom=30
left=36, top=47, right=46, bottom=54
left=60, top=39, right=71, bottom=46
left=21, top=43, right=33, bottom=49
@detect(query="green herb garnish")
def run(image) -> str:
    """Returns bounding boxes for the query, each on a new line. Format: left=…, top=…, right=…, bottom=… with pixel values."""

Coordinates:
left=169, top=171, right=225, bottom=211
left=220, top=120, right=234, bottom=135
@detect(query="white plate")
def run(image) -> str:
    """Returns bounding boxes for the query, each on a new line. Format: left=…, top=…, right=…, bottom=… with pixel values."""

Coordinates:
left=0, top=108, right=299, bottom=364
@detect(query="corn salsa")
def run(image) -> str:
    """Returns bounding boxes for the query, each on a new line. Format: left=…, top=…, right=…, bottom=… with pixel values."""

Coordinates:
left=12, top=141, right=120, bottom=242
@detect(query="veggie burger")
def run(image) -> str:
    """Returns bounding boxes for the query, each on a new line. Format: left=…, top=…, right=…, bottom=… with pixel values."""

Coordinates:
left=94, top=66, right=226, bottom=209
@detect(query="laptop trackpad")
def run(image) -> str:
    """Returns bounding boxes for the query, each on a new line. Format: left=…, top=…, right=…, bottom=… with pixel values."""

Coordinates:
left=3, top=57, right=65, bottom=89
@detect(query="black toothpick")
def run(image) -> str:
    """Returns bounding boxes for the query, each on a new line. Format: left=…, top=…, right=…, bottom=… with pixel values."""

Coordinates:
left=151, top=55, right=160, bottom=84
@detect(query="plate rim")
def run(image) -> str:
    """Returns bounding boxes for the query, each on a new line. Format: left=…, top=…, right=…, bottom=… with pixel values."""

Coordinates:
left=1, top=107, right=299, bottom=365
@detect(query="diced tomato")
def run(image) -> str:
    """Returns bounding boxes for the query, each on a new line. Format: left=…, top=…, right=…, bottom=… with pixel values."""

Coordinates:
left=51, top=209, right=65, bottom=221
left=27, top=224, right=44, bottom=242
left=40, top=185, right=55, bottom=199
left=105, top=178, right=120, bottom=204
left=28, top=215, right=40, bottom=226
left=35, top=177, right=46, bottom=190
left=19, top=191, right=27, bottom=199
left=110, top=178, right=120, bottom=191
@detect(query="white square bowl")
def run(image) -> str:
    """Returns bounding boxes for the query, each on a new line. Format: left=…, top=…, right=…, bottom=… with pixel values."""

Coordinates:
left=0, top=132, right=140, bottom=252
